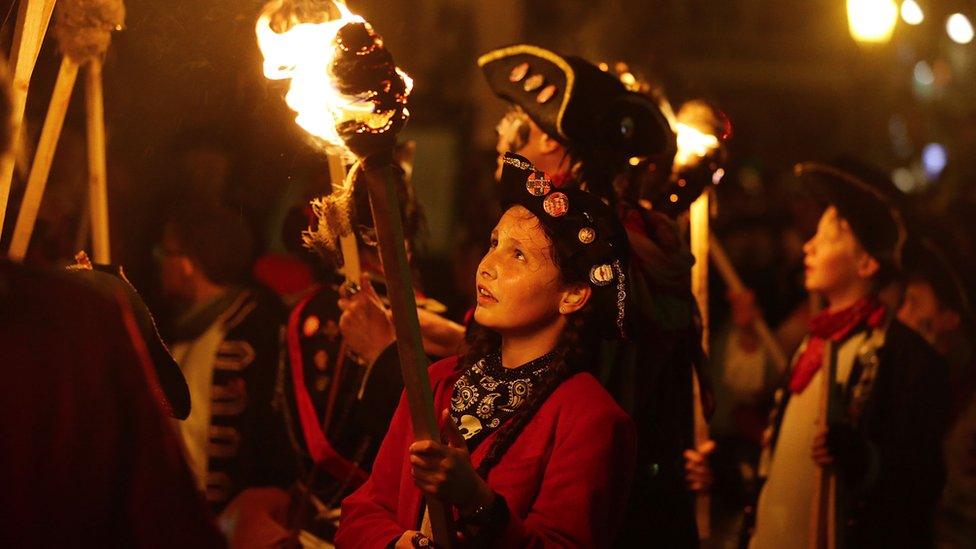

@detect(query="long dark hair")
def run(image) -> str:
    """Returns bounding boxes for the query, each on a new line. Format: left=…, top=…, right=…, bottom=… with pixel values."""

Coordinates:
left=459, top=212, right=599, bottom=478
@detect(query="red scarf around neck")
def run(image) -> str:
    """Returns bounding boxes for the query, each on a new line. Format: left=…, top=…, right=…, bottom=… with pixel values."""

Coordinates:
left=788, top=297, right=887, bottom=393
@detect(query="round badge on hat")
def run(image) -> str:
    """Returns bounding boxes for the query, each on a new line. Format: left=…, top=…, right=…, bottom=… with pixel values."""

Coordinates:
left=543, top=192, right=569, bottom=217
left=589, top=263, right=615, bottom=286
left=526, top=171, right=552, bottom=196
left=578, top=227, right=596, bottom=244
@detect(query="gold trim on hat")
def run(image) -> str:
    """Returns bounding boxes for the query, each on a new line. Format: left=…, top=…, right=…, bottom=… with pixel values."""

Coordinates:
left=478, top=44, right=575, bottom=140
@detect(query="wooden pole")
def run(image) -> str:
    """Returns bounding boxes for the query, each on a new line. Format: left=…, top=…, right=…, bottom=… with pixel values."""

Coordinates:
left=689, top=191, right=711, bottom=540
left=808, top=342, right=837, bottom=549
left=361, top=163, right=452, bottom=547
left=7, top=57, right=79, bottom=261
left=327, top=154, right=361, bottom=284
left=0, top=0, right=58, bottom=240
left=85, top=58, right=110, bottom=263
left=708, top=233, right=790, bottom=373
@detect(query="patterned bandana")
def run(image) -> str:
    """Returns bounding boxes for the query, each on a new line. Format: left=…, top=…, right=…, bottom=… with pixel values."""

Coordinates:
left=788, top=297, right=887, bottom=394
left=450, top=351, right=555, bottom=450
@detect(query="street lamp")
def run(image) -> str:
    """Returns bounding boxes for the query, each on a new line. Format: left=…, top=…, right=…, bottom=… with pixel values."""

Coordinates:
left=947, top=13, right=974, bottom=44
left=901, top=0, right=924, bottom=25
left=848, top=0, right=899, bottom=43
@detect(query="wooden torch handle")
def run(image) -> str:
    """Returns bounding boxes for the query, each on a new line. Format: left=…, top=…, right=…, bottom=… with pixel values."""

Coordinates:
left=86, top=58, right=110, bottom=264
left=361, top=163, right=452, bottom=547
left=689, top=192, right=711, bottom=540
left=708, top=233, right=790, bottom=373
left=0, top=0, right=58, bottom=240
left=8, top=57, right=79, bottom=261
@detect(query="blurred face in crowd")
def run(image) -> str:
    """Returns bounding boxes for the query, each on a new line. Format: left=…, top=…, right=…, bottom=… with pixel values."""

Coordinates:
left=157, top=226, right=194, bottom=302
left=494, top=107, right=566, bottom=180
left=802, top=206, right=879, bottom=307
left=474, top=206, right=589, bottom=337
left=897, top=279, right=961, bottom=348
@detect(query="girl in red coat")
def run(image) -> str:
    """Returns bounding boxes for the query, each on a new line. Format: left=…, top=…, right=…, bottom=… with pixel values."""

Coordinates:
left=335, top=152, right=637, bottom=548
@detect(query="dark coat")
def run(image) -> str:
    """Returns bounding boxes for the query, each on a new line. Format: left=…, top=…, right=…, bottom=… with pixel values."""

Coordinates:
left=0, top=260, right=225, bottom=547
left=767, top=319, right=950, bottom=547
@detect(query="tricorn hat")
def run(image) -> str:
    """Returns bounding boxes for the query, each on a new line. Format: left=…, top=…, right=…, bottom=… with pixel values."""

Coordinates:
left=795, top=160, right=907, bottom=281
left=903, top=234, right=972, bottom=320
left=479, top=45, right=674, bottom=163
left=498, top=151, right=630, bottom=339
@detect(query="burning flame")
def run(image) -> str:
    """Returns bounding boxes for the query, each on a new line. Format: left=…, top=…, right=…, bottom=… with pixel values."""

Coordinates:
left=659, top=99, right=723, bottom=170
left=255, top=0, right=413, bottom=157
left=674, top=123, right=720, bottom=168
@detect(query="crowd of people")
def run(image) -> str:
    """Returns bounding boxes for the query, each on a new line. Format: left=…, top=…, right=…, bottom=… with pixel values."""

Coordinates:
left=1, top=39, right=974, bottom=549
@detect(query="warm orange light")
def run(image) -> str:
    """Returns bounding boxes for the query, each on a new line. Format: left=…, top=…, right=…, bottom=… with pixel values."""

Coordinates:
left=674, top=122, right=720, bottom=168
left=847, top=0, right=898, bottom=43
left=255, top=0, right=413, bottom=156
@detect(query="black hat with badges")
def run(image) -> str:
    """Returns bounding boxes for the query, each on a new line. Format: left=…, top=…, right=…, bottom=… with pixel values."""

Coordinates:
left=498, top=151, right=631, bottom=339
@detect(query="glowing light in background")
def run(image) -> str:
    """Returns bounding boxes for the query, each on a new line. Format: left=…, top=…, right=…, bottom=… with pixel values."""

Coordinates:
left=922, top=142, right=947, bottom=179
left=947, top=13, right=974, bottom=44
left=891, top=167, right=918, bottom=192
left=848, top=0, right=899, bottom=43
left=712, top=168, right=726, bottom=185
left=901, top=0, right=924, bottom=25
left=913, top=60, right=935, bottom=85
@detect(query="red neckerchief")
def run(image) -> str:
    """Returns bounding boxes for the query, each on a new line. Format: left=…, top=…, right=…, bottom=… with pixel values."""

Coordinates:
left=789, top=297, right=886, bottom=394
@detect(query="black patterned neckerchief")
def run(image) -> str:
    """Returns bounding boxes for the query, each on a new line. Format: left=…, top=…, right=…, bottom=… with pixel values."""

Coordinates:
left=450, top=351, right=556, bottom=451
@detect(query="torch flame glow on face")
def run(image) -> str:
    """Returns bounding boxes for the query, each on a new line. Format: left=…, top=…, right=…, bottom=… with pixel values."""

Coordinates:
left=255, top=0, right=413, bottom=157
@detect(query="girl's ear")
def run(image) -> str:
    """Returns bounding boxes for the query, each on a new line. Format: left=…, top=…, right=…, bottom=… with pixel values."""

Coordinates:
left=559, top=283, right=592, bottom=315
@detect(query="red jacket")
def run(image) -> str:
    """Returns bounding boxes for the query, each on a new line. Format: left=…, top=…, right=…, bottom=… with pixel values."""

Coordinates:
left=336, top=356, right=637, bottom=548
left=0, top=260, right=225, bottom=548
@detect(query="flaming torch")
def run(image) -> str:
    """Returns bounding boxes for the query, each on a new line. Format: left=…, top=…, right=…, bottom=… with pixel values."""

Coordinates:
left=667, top=99, right=729, bottom=541
left=256, top=1, right=451, bottom=544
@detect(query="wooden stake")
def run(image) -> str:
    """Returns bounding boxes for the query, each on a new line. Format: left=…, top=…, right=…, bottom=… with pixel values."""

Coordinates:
left=0, top=0, right=58, bottom=240
left=689, top=191, right=711, bottom=540
left=708, top=233, right=790, bottom=373
left=808, top=342, right=837, bottom=549
left=361, top=163, right=452, bottom=547
left=328, top=154, right=360, bottom=284
left=7, top=57, right=79, bottom=261
left=85, top=58, right=110, bottom=263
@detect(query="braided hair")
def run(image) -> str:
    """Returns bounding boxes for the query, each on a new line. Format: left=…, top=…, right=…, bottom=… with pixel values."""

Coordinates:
left=458, top=217, right=599, bottom=479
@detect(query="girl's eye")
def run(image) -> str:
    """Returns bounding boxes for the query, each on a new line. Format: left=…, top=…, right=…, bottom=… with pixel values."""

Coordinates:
left=489, top=238, right=498, bottom=249
left=514, top=249, right=526, bottom=261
